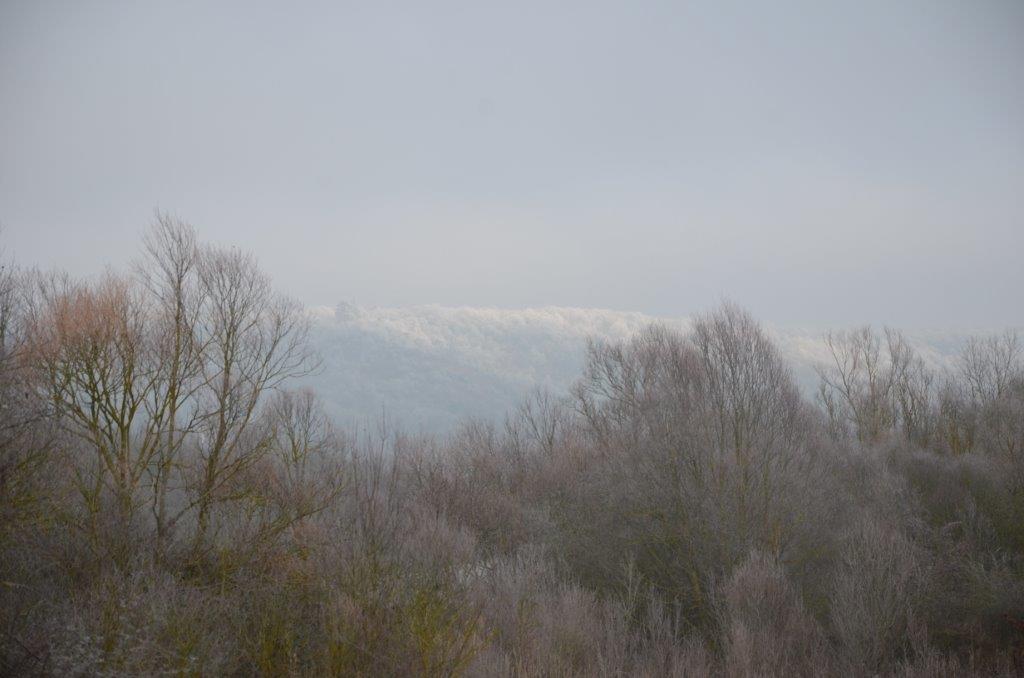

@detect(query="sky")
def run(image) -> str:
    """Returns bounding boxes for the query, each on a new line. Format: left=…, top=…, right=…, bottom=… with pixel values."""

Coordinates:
left=1, top=0, right=1022, bottom=328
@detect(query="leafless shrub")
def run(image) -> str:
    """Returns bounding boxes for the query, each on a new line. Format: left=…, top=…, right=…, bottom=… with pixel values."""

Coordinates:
left=716, top=551, right=832, bottom=678
left=830, top=517, right=927, bottom=673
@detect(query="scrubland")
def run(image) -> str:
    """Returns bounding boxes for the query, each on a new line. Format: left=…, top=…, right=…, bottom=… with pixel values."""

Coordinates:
left=2, top=218, right=1023, bottom=676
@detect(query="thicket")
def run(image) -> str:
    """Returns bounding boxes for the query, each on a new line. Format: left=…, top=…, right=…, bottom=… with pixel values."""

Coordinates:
left=2, top=218, right=1022, bottom=676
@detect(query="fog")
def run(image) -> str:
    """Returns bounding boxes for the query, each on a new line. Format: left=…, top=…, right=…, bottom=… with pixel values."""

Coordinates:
left=3, top=0, right=1022, bottom=326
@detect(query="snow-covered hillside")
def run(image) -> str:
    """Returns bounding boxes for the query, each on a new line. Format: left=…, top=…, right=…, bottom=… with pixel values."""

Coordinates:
left=302, top=303, right=969, bottom=433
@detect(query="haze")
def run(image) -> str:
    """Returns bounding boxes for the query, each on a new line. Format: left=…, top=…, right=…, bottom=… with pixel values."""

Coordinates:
left=2, top=0, right=1022, bottom=327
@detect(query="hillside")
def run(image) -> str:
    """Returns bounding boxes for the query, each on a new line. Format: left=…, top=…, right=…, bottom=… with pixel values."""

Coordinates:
left=304, top=303, right=968, bottom=432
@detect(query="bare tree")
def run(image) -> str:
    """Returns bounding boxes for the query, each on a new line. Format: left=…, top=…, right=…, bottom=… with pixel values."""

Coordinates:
left=572, top=324, right=698, bottom=455
left=935, top=378, right=976, bottom=456
left=0, top=248, right=26, bottom=431
left=691, top=302, right=806, bottom=460
left=512, top=387, right=572, bottom=458
left=817, top=327, right=898, bottom=443
left=886, top=329, right=936, bottom=446
left=18, top=217, right=321, bottom=566
left=136, top=212, right=205, bottom=556
left=568, top=305, right=825, bottom=626
left=688, top=303, right=818, bottom=565
left=266, top=387, right=346, bottom=525
left=960, top=331, right=1021, bottom=404
left=0, top=253, right=54, bottom=542
left=959, top=330, right=1024, bottom=462
left=24, top=272, right=165, bottom=563
left=188, top=244, right=317, bottom=559
left=935, top=330, right=1022, bottom=458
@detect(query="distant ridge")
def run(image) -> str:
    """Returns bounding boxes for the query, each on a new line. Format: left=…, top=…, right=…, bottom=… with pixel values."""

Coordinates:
left=301, top=303, right=972, bottom=433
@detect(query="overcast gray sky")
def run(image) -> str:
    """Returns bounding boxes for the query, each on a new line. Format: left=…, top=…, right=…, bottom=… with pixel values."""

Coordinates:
left=1, top=0, right=1022, bottom=327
